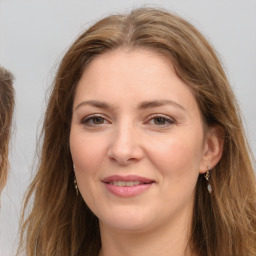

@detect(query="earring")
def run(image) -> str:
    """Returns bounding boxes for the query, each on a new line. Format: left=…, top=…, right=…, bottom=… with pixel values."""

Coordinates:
left=74, top=176, right=79, bottom=195
left=73, top=164, right=79, bottom=195
left=204, top=167, right=212, bottom=194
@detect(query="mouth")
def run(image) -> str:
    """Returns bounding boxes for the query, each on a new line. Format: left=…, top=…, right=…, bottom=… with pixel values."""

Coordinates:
left=102, top=175, right=155, bottom=197
left=107, top=180, right=149, bottom=187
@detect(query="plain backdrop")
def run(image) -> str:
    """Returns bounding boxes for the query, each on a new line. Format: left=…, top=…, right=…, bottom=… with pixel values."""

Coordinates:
left=0, top=1, right=255, bottom=255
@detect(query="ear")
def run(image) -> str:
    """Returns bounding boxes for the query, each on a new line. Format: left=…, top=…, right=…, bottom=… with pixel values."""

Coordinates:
left=199, top=125, right=224, bottom=174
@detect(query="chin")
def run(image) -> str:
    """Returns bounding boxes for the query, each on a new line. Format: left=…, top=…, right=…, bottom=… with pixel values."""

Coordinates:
left=98, top=207, right=155, bottom=233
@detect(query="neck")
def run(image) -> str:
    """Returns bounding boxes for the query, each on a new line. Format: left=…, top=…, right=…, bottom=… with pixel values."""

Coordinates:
left=99, top=210, right=196, bottom=256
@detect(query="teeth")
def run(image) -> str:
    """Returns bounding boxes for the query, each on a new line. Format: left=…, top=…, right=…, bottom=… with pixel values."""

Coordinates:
left=110, top=181, right=141, bottom=186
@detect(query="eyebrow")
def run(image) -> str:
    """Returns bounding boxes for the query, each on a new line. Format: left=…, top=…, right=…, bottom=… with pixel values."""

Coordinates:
left=138, top=100, right=185, bottom=111
left=75, top=100, right=112, bottom=111
left=74, top=99, right=185, bottom=111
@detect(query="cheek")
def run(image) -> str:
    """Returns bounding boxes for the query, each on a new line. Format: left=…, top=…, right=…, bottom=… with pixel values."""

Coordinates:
left=70, top=130, right=106, bottom=173
left=146, top=133, right=204, bottom=209
left=147, top=131, right=204, bottom=179
left=70, top=135, right=106, bottom=215
left=70, top=130, right=106, bottom=205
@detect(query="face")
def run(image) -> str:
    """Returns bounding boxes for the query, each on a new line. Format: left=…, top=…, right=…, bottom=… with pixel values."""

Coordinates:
left=70, top=49, right=209, bottom=233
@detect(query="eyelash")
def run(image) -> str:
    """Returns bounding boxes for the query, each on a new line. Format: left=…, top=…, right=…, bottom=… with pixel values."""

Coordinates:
left=146, top=114, right=175, bottom=127
left=81, top=114, right=109, bottom=127
left=81, top=114, right=176, bottom=128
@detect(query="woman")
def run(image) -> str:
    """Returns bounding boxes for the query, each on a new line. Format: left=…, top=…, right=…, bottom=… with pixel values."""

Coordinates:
left=0, top=67, right=15, bottom=194
left=18, top=8, right=256, bottom=256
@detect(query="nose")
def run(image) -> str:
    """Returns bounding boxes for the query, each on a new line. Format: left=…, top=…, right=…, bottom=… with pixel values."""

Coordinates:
left=107, top=122, right=144, bottom=165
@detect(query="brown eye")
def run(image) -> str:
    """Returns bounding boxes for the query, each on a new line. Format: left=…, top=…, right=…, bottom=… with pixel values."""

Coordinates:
left=81, top=115, right=108, bottom=126
left=146, top=115, right=175, bottom=128
left=153, top=117, right=167, bottom=125
left=92, top=117, right=104, bottom=124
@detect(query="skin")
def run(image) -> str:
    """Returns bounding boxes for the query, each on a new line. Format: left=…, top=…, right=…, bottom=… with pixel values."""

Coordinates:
left=70, top=48, right=223, bottom=256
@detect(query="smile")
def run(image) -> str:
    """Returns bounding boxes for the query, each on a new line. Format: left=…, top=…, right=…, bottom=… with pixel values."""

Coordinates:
left=108, top=181, right=142, bottom=186
left=102, top=175, right=155, bottom=197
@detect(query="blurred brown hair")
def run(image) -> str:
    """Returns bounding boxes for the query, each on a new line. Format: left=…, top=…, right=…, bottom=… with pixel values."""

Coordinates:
left=0, top=67, right=15, bottom=193
left=18, top=7, right=256, bottom=256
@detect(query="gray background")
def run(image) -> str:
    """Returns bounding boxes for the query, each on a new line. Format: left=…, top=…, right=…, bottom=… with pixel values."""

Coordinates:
left=0, top=1, right=255, bottom=255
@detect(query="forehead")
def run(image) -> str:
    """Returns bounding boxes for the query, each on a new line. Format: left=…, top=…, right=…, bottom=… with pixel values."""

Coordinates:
left=74, top=48, right=199, bottom=113
left=83, top=48, right=176, bottom=78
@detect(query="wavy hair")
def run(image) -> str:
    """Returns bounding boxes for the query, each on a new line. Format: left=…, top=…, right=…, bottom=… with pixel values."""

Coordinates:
left=0, top=67, right=14, bottom=194
left=18, top=8, right=256, bottom=256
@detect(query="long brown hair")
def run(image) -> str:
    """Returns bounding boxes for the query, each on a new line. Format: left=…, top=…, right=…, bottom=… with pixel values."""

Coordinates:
left=18, top=8, right=256, bottom=256
left=0, top=67, right=15, bottom=193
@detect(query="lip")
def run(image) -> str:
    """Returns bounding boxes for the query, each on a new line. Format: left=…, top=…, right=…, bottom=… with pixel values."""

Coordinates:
left=102, top=175, right=155, bottom=198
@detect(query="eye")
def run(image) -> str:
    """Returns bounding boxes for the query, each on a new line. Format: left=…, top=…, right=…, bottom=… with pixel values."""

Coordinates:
left=153, top=117, right=169, bottom=125
left=90, top=117, right=105, bottom=124
left=147, top=115, right=175, bottom=127
left=81, top=115, right=109, bottom=126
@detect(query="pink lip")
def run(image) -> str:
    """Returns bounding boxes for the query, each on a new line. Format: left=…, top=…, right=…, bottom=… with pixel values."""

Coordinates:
left=102, top=175, right=154, bottom=183
left=102, top=175, right=155, bottom=198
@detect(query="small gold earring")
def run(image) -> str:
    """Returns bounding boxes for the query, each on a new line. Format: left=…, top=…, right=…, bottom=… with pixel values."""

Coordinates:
left=74, top=176, right=79, bottom=195
left=204, top=166, right=212, bottom=194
